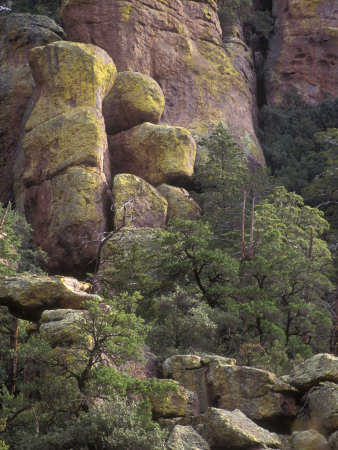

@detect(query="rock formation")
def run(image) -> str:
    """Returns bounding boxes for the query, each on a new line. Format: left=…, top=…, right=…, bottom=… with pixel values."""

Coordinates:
left=61, top=0, right=264, bottom=166
left=156, top=184, right=201, bottom=221
left=14, top=41, right=116, bottom=274
left=265, top=0, right=338, bottom=104
left=0, top=13, right=65, bottom=204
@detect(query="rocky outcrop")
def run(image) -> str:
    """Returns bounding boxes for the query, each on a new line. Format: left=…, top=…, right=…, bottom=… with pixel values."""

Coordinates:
left=14, top=41, right=116, bottom=274
left=39, top=309, right=86, bottom=347
left=0, top=13, right=65, bottom=204
left=162, top=354, right=296, bottom=421
left=166, top=425, right=210, bottom=450
left=292, top=430, right=329, bottom=450
left=157, top=184, right=201, bottom=221
left=284, top=353, right=338, bottom=392
left=103, top=71, right=165, bottom=135
left=265, top=0, right=338, bottom=104
left=150, top=382, right=196, bottom=419
left=201, top=408, right=281, bottom=449
left=0, top=275, right=97, bottom=321
left=61, top=0, right=264, bottom=165
left=108, top=122, right=196, bottom=187
left=112, top=174, right=168, bottom=228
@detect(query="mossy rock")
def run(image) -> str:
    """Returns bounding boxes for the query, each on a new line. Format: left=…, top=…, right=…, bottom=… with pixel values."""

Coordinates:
left=103, top=71, right=165, bottom=135
left=157, top=184, right=200, bottom=220
left=112, top=173, right=167, bottom=228
left=26, top=41, right=116, bottom=130
left=39, top=309, right=87, bottom=347
left=109, top=122, right=196, bottom=186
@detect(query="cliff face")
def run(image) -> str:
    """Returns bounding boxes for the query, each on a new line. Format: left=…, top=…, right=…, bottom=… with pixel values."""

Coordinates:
left=265, top=0, right=338, bottom=104
left=61, top=0, right=264, bottom=165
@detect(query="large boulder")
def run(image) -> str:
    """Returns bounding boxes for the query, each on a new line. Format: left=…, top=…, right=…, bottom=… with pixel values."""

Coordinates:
left=265, top=0, right=338, bottom=104
left=163, top=355, right=296, bottom=420
left=328, top=431, right=338, bottom=450
left=108, top=122, right=196, bottom=187
left=292, top=430, right=329, bottom=450
left=150, top=382, right=196, bottom=419
left=166, top=425, right=210, bottom=450
left=202, top=408, right=281, bottom=449
left=157, top=184, right=200, bottom=221
left=285, top=353, right=338, bottom=392
left=103, top=71, right=165, bottom=135
left=0, top=13, right=65, bottom=203
left=39, top=309, right=86, bottom=347
left=112, top=174, right=168, bottom=228
left=0, top=275, right=97, bottom=321
left=298, top=382, right=338, bottom=436
left=61, top=0, right=264, bottom=165
left=14, top=41, right=116, bottom=274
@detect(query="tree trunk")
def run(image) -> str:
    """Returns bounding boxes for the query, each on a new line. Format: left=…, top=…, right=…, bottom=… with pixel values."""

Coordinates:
left=7, top=317, right=18, bottom=394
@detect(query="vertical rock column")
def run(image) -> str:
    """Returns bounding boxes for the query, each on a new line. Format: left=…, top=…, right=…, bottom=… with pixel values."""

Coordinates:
left=14, top=41, right=116, bottom=274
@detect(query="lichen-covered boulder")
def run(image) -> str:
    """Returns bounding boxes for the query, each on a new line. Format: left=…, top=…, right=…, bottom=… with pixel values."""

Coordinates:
left=166, top=425, right=210, bottom=450
left=207, top=361, right=297, bottom=422
left=292, top=430, right=329, bottom=450
left=25, top=41, right=116, bottom=130
left=14, top=41, right=116, bottom=274
left=0, top=13, right=65, bottom=203
left=39, top=309, right=86, bottom=347
left=0, top=275, right=97, bottom=321
left=202, top=408, right=281, bottom=449
left=298, top=382, right=338, bottom=436
left=108, top=122, right=196, bottom=186
left=285, top=353, right=338, bottom=391
left=112, top=174, right=167, bottom=228
left=150, top=382, right=196, bottom=419
left=157, top=184, right=200, bottom=220
left=328, top=431, right=338, bottom=450
left=103, top=71, right=165, bottom=135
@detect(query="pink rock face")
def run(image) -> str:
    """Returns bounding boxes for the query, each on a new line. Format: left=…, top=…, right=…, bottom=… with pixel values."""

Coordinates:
left=0, top=13, right=65, bottom=204
left=61, top=0, right=264, bottom=165
left=265, top=0, right=338, bottom=105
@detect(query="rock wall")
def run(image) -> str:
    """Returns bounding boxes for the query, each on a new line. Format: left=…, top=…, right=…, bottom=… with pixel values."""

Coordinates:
left=265, top=0, right=338, bottom=104
left=0, top=13, right=65, bottom=204
left=61, top=0, right=264, bottom=166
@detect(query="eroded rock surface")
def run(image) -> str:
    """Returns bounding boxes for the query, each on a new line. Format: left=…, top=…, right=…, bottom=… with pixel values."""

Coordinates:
left=14, top=41, right=116, bottom=274
left=0, top=13, right=65, bottom=203
left=292, top=430, right=329, bottom=450
left=109, top=122, right=196, bottom=187
left=166, top=425, right=210, bottom=450
left=61, top=0, right=264, bottom=165
left=265, top=0, right=338, bottom=104
left=0, top=275, right=96, bottom=321
left=39, top=309, right=86, bottom=347
left=157, top=184, right=201, bottom=221
left=112, top=174, right=168, bottom=228
left=103, top=71, right=165, bottom=135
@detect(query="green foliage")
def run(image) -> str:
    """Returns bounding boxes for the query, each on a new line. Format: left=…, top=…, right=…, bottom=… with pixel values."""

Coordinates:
left=258, top=93, right=338, bottom=193
left=12, top=0, right=61, bottom=21
left=247, top=10, right=274, bottom=38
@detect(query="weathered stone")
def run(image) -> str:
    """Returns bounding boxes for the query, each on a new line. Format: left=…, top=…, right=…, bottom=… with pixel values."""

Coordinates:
left=285, top=353, right=338, bottom=391
left=328, top=431, right=338, bottom=450
left=299, top=382, right=338, bottom=436
left=202, top=408, right=281, bottom=449
left=150, top=382, right=196, bottom=419
left=207, top=361, right=297, bottom=421
left=0, top=275, right=97, bottom=321
left=166, top=425, right=210, bottom=450
left=61, top=0, right=264, bottom=165
left=108, top=122, right=196, bottom=187
left=157, top=184, right=200, bottom=221
left=292, top=430, right=329, bottom=450
left=103, top=71, right=165, bottom=135
left=25, top=41, right=116, bottom=130
left=0, top=13, right=65, bottom=203
left=14, top=41, right=116, bottom=274
left=265, top=0, right=338, bottom=104
left=39, top=309, right=86, bottom=347
left=112, top=174, right=168, bottom=229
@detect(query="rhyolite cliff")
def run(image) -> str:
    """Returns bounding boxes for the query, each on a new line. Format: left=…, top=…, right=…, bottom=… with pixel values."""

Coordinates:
left=1, top=0, right=338, bottom=448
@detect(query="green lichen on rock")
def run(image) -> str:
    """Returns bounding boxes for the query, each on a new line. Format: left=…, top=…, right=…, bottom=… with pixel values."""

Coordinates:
left=109, top=122, right=196, bottom=186
left=112, top=173, right=168, bottom=228
left=103, top=71, right=165, bottom=135
left=39, top=309, right=87, bottom=347
left=26, top=41, right=116, bottom=130
left=156, top=184, right=200, bottom=220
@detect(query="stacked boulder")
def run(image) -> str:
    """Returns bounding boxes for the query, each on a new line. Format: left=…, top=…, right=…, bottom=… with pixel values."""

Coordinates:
left=152, top=353, right=338, bottom=450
